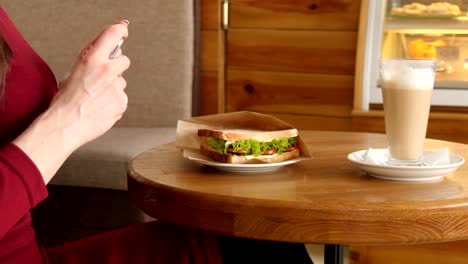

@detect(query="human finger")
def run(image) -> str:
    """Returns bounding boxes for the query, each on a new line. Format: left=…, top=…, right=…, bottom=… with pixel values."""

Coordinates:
left=81, top=29, right=105, bottom=52
left=89, top=21, right=129, bottom=60
left=113, top=76, right=128, bottom=91
left=78, top=23, right=110, bottom=57
left=109, top=55, right=131, bottom=77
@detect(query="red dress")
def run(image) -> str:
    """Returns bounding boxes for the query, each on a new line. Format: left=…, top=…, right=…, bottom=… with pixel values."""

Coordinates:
left=0, top=6, right=222, bottom=264
left=0, top=5, right=57, bottom=264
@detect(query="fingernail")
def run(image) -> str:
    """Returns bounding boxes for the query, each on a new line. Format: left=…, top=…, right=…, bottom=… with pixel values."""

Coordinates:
left=114, top=19, right=130, bottom=25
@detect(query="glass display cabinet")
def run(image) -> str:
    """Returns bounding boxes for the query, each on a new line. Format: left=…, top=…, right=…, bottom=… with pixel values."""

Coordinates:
left=357, top=0, right=468, bottom=110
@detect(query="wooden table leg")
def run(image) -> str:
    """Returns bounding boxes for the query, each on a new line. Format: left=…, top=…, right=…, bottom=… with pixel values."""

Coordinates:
left=324, top=244, right=344, bottom=264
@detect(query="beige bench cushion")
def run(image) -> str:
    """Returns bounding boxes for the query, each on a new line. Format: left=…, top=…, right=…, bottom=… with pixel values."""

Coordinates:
left=50, top=128, right=176, bottom=190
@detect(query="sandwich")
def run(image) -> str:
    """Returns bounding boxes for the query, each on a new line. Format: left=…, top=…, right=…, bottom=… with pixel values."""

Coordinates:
left=198, top=128, right=301, bottom=164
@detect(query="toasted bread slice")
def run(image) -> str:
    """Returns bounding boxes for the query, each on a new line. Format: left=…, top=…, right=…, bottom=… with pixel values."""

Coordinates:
left=198, top=128, right=298, bottom=142
left=200, top=143, right=300, bottom=164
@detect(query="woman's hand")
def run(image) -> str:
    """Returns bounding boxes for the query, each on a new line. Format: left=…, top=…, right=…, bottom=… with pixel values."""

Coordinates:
left=13, top=20, right=130, bottom=183
left=51, top=20, right=131, bottom=146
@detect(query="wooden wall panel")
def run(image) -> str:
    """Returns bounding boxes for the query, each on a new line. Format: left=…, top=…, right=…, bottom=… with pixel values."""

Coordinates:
left=200, top=71, right=219, bottom=115
left=201, top=0, right=218, bottom=30
left=267, top=113, right=352, bottom=131
left=226, top=70, right=353, bottom=116
left=227, top=30, right=357, bottom=75
left=200, top=0, right=220, bottom=114
left=230, top=0, right=361, bottom=30
left=201, top=30, right=219, bottom=71
left=427, top=115, right=468, bottom=140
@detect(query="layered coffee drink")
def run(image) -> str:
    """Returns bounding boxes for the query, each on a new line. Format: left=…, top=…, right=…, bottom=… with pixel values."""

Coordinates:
left=380, top=59, right=436, bottom=164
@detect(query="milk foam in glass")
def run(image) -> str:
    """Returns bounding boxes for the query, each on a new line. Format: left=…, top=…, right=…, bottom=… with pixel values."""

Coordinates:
left=379, top=59, right=436, bottom=165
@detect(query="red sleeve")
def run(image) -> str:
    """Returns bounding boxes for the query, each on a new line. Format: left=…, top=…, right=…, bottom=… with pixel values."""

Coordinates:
left=0, top=143, right=48, bottom=239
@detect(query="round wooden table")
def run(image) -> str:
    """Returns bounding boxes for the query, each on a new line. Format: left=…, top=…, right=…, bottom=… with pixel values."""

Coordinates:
left=128, top=131, right=468, bottom=264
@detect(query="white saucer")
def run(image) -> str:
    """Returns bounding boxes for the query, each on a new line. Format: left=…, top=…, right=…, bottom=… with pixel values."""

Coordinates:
left=183, top=149, right=306, bottom=173
left=347, top=149, right=465, bottom=181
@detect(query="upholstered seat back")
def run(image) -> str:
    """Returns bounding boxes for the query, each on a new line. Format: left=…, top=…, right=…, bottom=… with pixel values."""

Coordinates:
left=2, top=1, right=194, bottom=127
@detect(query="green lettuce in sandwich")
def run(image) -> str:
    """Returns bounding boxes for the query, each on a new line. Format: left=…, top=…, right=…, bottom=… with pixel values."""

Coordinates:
left=198, top=128, right=300, bottom=164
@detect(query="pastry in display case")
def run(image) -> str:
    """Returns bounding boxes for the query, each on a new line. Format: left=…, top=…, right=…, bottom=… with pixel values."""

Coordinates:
left=390, top=2, right=462, bottom=17
left=357, top=0, right=468, bottom=109
left=383, top=1, right=468, bottom=88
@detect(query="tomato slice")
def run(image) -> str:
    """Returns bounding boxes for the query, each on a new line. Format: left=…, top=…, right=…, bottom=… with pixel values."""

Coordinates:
left=285, top=145, right=299, bottom=152
left=227, top=145, right=298, bottom=155
left=227, top=147, right=249, bottom=154
left=262, top=149, right=278, bottom=155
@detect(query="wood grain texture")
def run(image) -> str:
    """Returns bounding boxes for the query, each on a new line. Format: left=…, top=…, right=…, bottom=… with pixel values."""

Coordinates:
left=227, top=29, right=357, bottom=75
left=229, top=0, right=361, bottom=30
left=128, top=131, right=468, bottom=244
left=201, top=30, right=218, bottom=71
left=226, top=70, right=354, bottom=116
left=350, top=240, right=468, bottom=264
left=200, top=71, right=219, bottom=115
left=200, top=0, right=224, bottom=113
left=268, top=113, right=352, bottom=131
left=201, top=0, right=218, bottom=30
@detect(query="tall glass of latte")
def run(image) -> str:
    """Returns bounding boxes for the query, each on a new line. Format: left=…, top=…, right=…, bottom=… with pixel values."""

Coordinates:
left=379, top=59, right=436, bottom=165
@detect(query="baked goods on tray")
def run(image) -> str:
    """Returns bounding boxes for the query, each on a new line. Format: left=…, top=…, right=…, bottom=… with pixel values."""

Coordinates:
left=391, top=2, right=462, bottom=17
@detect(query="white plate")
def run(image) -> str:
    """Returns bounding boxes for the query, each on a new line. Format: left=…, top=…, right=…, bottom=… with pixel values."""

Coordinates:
left=347, top=149, right=465, bottom=181
left=183, top=149, right=306, bottom=173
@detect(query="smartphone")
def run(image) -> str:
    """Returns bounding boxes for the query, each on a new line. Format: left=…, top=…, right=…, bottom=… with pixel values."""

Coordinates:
left=109, top=38, right=125, bottom=59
